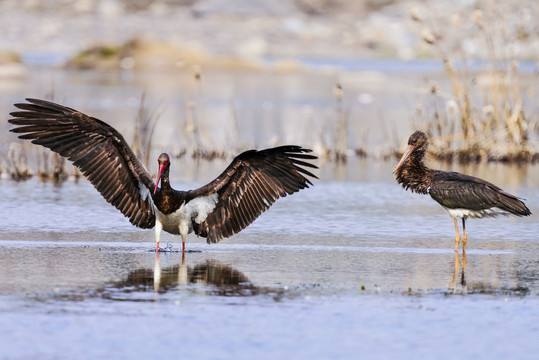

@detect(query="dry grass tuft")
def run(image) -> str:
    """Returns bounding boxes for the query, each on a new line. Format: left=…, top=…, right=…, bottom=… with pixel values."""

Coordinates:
left=7, top=143, right=33, bottom=181
left=410, top=1, right=538, bottom=163
left=132, top=92, right=162, bottom=169
left=334, top=83, right=348, bottom=162
left=37, top=151, right=66, bottom=182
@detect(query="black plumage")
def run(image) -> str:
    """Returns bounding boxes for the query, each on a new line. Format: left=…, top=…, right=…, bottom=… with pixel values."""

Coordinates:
left=10, top=98, right=156, bottom=229
left=9, top=98, right=318, bottom=251
left=394, top=130, right=531, bottom=251
left=189, top=146, right=317, bottom=243
left=429, top=171, right=530, bottom=216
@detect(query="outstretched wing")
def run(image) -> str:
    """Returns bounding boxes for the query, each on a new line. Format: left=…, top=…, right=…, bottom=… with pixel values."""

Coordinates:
left=429, top=171, right=530, bottom=216
left=9, top=98, right=156, bottom=228
left=188, top=146, right=318, bottom=243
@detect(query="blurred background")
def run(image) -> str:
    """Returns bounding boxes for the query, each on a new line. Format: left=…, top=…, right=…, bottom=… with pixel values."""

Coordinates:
left=1, top=0, right=538, bottom=180
left=2, top=4, right=539, bottom=359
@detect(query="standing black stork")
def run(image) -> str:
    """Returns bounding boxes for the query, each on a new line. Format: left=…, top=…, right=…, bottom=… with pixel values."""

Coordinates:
left=394, top=130, right=531, bottom=252
left=9, top=98, right=318, bottom=252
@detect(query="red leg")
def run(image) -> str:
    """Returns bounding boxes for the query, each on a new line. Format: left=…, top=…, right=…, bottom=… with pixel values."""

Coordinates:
left=181, top=233, right=186, bottom=253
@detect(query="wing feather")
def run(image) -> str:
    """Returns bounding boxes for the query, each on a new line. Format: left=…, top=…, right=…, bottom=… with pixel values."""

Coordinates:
left=189, top=146, right=318, bottom=243
left=429, top=171, right=531, bottom=216
left=9, top=98, right=156, bottom=228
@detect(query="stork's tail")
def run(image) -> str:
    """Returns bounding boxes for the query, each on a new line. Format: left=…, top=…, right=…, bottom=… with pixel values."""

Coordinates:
left=497, top=191, right=531, bottom=216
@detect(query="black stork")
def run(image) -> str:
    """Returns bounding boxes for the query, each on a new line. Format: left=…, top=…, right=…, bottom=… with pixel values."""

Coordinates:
left=394, top=130, right=531, bottom=252
left=9, top=98, right=318, bottom=252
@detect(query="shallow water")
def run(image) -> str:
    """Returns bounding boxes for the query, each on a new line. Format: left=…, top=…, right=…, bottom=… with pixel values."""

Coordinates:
left=2, top=63, right=539, bottom=358
left=1, top=158, right=539, bottom=359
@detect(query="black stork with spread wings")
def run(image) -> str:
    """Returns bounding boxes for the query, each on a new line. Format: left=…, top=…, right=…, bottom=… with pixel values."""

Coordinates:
left=394, top=131, right=531, bottom=252
left=9, top=98, right=318, bottom=252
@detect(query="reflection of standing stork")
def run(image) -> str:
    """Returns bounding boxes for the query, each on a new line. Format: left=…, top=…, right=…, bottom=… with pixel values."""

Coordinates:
left=451, top=251, right=467, bottom=290
left=153, top=252, right=187, bottom=291
left=153, top=252, right=162, bottom=293
left=10, top=98, right=318, bottom=252
left=394, top=131, right=531, bottom=251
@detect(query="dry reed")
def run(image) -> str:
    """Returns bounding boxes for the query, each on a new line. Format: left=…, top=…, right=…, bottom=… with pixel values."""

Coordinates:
left=132, top=92, right=162, bottom=170
left=179, top=65, right=223, bottom=160
left=7, top=143, right=33, bottom=181
left=334, top=83, right=348, bottom=162
left=37, top=150, right=66, bottom=182
left=410, top=2, right=538, bottom=163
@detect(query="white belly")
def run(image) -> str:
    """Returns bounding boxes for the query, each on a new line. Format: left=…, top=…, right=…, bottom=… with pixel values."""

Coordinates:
left=155, top=193, right=218, bottom=236
left=443, top=206, right=509, bottom=219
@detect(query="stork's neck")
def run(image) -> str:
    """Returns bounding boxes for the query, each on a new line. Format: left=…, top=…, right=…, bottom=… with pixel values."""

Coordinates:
left=152, top=169, right=183, bottom=214
left=154, top=166, right=174, bottom=197
left=395, top=151, right=433, bottom=194
left=160, top=171, right=172, bottom=191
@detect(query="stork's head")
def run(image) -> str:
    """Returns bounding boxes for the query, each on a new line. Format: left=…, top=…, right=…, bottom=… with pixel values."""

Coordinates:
left=394, top=131, right=429, bottom=173
left=154, top=153, right=170, bottom=194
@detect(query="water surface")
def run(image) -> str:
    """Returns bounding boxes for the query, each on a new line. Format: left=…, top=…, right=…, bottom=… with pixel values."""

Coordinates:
left=2, top=63, right=539, bottom=359
left=1, top=158, right=538, bottom=359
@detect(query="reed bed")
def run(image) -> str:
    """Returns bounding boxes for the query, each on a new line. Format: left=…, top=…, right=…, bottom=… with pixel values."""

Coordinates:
left=410, top=2, right=538, bottom=163
left=37, top=151, right=66, bottom=182
left=175, top=67, right=352, bottom=162
left=6, top=143, right=33, bottom=181
left=4, top=3, right=538, bottom=183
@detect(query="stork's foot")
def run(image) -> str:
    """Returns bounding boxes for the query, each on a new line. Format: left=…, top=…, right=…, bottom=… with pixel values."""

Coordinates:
left=148, top=246, right=202, bottom=253
left=151, top=241, right=175, bottom=252
left=151, top=247, right=171, bottom=253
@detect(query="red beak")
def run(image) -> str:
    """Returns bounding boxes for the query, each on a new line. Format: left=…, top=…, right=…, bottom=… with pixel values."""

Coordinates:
left=154, top=163, right=166, bottom=194
left=393, top=144, right=415, bottom=174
